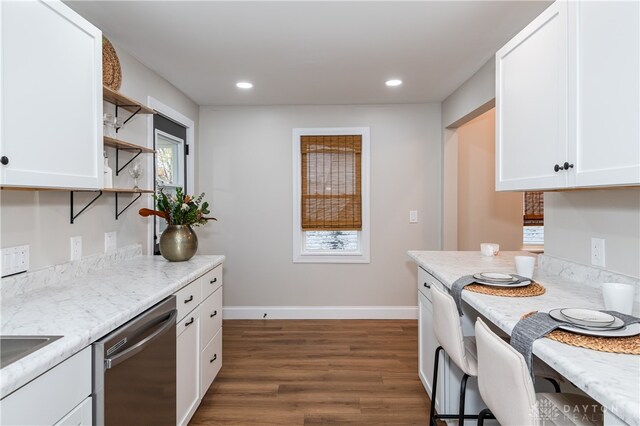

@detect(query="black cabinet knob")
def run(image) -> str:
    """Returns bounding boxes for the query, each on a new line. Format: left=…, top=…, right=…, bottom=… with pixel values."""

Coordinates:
left=554, top=164, right=562, bottom=172
left=0, top=156, right=8, bottom=165
left=563, top=162, right=574, bottom=170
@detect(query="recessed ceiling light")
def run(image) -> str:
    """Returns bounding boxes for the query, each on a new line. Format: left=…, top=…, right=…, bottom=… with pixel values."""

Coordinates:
left=236, top=82, right=253, bottom=89
left=385, top=79, right=403, bottom=87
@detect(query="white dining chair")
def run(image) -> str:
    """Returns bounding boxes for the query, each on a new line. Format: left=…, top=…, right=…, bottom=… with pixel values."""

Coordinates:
left=475, top=318, right=604, bottom=426
left=429, top=285, right=563, bottom=426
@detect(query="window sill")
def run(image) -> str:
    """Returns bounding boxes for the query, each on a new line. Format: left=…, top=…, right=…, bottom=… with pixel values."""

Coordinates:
left=293, top=252, right=370, bottom=264
left=521, top=245, right=544, bottom=254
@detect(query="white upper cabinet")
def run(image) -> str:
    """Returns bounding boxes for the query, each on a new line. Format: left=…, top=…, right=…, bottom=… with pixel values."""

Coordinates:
left=496, top=0, right=640, bottom=191
left=496, top=1, right=569, bottom=191
left=570, top=0, right=640, bottom=187
left=0, top=0, right=103, bottom=189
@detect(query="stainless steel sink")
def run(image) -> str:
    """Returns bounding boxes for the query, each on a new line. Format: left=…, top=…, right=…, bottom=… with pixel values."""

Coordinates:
left=0, top=336, right=62, bottom=368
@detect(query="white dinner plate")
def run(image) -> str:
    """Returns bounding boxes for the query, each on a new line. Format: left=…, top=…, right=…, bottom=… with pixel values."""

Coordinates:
left=559, top=308, right=615, bottom=327
left=547, top=309, right=640, bottom=337
left=473, top=279, right=532, bottom=288
left=473, top=272, right=516, bottom=282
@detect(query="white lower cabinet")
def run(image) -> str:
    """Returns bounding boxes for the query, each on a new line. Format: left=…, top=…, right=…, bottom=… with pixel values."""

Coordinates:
left=54, top=397, right=92, bottom=426
left=177, top=306, right=201, bottom=426
left=0, top=347, right=92, bottom=426
left=175, top=264, right=223, bottom=426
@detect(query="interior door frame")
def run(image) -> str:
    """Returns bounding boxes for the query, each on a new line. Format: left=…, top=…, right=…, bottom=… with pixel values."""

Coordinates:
left=146, top=97, right=195, bottom=255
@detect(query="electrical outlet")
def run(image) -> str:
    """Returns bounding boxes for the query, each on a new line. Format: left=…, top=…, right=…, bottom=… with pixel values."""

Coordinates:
left=1, top=245, right=29, bottom=277
left=591, top=238, right=606, bottom=267
left=105, top=232, right=117, bottom=252
left=70, top=236, right=82, bottom=261
left=409, top=210, right=418, bottom=223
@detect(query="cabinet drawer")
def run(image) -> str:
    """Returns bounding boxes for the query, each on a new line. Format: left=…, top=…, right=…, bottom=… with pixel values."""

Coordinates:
left=1, top=346, right=91, bottom=426
left=418, top=267, right=443, bottom=301
left=200, top=329, right=222, bottom=397
left=201, top=265, right=222, bottom=300
left=54, top=396, right=92, bottom=426
left=175, top=279, right=202, bottom=322
left=177, top=306, right=201, bottom=338
left=200, top=287, right=223, bottom=350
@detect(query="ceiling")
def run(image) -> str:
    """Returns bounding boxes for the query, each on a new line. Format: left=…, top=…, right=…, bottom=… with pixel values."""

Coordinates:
left=66, top=1, right=550, bottom=106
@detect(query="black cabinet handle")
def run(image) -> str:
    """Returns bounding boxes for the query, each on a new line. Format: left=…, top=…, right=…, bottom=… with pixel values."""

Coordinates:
left=563, top=162, right=574, bottom=170
left=184, top=295, right=194, bottom=304
left=210, top=278, right=217, bottom=284
left=210, top=310, right=218, bottom=318
left=185, top=317, right=194, bottom=326
left=0, top=156, right=8, bottom=165
left=210, top=354, right=217, bottom=363
left=554, top=162, right=575, bottom=172
left=423, top=282, right=431, bottom=288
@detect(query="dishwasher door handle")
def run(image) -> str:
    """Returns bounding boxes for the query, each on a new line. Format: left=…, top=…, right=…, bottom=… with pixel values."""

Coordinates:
left=104, top=309, right=177, bottom=370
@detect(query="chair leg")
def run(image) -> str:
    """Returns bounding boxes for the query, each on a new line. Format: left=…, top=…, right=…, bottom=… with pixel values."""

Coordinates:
left=458, top=373, right=470, bottom=426
left=544, top=377, right=561, bottom=393
left=428, top=346, right=444, bottom=426
left=477, top=408, right=494, bottom=426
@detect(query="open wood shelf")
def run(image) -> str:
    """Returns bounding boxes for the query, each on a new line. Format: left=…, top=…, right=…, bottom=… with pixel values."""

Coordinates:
left=104, top=137, right=155, bottom=153
left=103, top=188, right=154, bottom=194
left=103, top=86, right=155, bottom=115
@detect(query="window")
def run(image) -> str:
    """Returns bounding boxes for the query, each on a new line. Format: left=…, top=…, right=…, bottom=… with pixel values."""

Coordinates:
left=292, top=128, right=370, bottom=263
left=523, top=191, right=544, bottom=246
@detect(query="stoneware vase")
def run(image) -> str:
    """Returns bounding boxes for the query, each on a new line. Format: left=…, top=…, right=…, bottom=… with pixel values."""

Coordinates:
left=159, top=224, right=198, bottom=262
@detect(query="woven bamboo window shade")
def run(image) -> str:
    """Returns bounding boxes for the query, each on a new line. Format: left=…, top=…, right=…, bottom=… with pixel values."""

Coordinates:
left=524, top=191, right=544, bottom=225
left=301, top=135, right=362, bottom=230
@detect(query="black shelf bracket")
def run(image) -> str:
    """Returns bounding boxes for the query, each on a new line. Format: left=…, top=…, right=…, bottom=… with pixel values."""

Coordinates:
left=115, top=148, right=143, bottom=176
left=70, top=191, right=103, bottom=224
left=114, top=104, right=143, bottom=131
left=115, top=192, right=142, bottom=220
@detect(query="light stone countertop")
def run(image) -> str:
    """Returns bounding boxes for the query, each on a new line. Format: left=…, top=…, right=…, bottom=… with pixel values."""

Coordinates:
left=408, top=250, right=640, bottom=426
left=0, top=254, right=225, bottom=399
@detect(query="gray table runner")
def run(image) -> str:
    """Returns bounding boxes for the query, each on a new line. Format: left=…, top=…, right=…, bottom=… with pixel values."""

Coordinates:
left=511, top=311, right=640, bottom=377
left=449, top=274, right=530, bottom=316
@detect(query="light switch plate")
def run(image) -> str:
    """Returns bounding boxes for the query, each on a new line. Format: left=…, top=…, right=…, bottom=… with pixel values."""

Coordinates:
left=70, top=236, right=82, bottom=261
left=105, top=232, right=117, bottom=252
left=409, top=210, right=418, bottom=223
left=1, top=245, right=29, bottom=277
left=591, top=238, right=605, bottom=267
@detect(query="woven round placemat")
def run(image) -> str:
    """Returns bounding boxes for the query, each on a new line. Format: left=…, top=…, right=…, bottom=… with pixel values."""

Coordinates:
left=520, top=311, right=640, bottom=355
left=102, top=37, right=122, bottom=91
left=465, top=282, right=546, bottom=297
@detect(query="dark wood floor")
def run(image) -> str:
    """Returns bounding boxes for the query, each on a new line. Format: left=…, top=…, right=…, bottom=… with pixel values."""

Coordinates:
left=189, top=319, right=432, bottom=425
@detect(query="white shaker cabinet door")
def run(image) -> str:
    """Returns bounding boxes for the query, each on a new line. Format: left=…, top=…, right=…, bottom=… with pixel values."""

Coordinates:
left=418, top=290, right=445, bottom=413
left=571, top=0, right=640, bottom=187
left=0, top=0, right=103, bottom=189
left=177, top=307, right=201, bottom=426
left=496, top=1, right=569, bottom=191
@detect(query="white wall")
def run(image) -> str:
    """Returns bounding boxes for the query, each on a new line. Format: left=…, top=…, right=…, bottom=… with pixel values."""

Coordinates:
left=442, top=58, right=498, bottom=249
left=545, top=189, right=640, bottom=278
left=0, top=43, right=198, bottom=270
left=457, top=109, right=523, bottom=251
left=197, top=104, right=442, bottom=307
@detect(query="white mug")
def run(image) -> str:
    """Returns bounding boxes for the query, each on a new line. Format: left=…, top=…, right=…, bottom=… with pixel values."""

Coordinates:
left=602, top=282, right=636, bottom=315
left=480, top=243, right=500, bottom=257
left=514, top=256, right=536, bottom=279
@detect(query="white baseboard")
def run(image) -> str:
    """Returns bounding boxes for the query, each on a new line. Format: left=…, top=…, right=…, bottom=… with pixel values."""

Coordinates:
left=222, top=306, right=418, bottom=320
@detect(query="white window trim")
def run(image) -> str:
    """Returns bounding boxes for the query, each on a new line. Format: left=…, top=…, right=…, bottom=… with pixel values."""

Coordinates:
left=292, top=127, right=370, bottom=263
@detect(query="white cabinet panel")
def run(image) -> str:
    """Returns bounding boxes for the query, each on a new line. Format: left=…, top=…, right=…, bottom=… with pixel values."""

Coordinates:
left=200, top=286, right=223, bottom=349
left=0, top=347, right=91, bottom=426
left=200, top=328, right=222, bottom=397
left=418, top=290, right=444, bottom=412
left=176, top=278, right=202, bottom=322
left=572, top=0, right=640, bottom=187
left=201, top=265, right=222, bottom=300
left=0, top=0, right=102, bottom=189
left=176, top=306, right=201, bottom=426
left=496, top=1, right=568, bottom=191
left=54, top=397, right=92, bottom=426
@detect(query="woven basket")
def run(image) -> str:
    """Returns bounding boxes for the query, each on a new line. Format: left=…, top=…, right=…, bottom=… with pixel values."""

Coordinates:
left=102, top=37, right=122, bottom=91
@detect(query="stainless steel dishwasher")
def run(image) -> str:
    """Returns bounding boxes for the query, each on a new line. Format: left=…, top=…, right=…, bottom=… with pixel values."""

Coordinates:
left=93, top=296, right=177, bottom=426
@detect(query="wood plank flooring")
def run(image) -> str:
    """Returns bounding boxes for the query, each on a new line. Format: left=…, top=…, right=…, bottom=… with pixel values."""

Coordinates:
left=189, top=320, right=432, bottom=425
